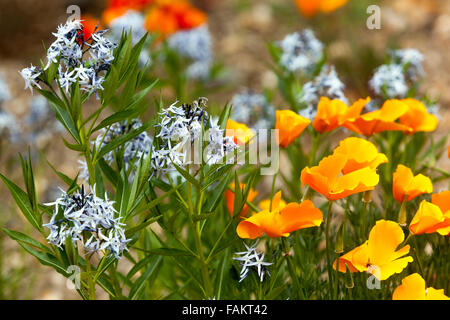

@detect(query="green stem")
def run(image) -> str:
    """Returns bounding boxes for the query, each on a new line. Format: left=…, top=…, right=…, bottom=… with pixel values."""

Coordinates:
left=411, top=237, right=425, bottom=276
left=269, top=172, right=278, bottom=211
left=85, top=252, right=96, bottom=300
left=325, top=200, right=334, bottom=299
left=186, top=169, right=212, bottom=298
left=281, top=237, right=304, bottom=299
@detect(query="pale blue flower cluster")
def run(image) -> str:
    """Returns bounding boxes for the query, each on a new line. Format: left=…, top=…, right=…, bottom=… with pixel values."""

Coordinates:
left=278, top=29, right=324, bottom=74
left=370, top=48, right=425, bottom=99
left=230, top=90, right=275, bottom=130
left=298, top=64, right=347, bottom=120
left=233, top=242, right=272, bottom=282
left=168, top=24, right=213, bottom=79
left=44, top=186, right=129, bottom=259
left=19, top=20, right=117, bottom=97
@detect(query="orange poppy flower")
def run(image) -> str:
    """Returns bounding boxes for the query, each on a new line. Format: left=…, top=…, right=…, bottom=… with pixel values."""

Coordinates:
left=225, top=183, right=258, bottom=217
left=409, top=191, right=450, bottom=236
left=343, top=99, right=412, bottom=136
left=258, top=197, right=287, bottom=212
left=301, top=137, right=386, bottom=201
left=144, top=0, right=207, bottom=38
left=236, top=191, right=323, bottom=239
left=334, top=220, right=413, bottom=281
left=225, top=119, right=255, bottom=146
left=393, top=273, right=450, bottom=300
left=332, top=137, right=388, bottom=174
left=312, top=97, right=370, bottom=133
left=275, top=110, right=310, bottom=147
left=294, top=0, right=349, bottom=17
left=392, top=164, right=433, bottom=203
left=398, top=99, right=438, bottom=134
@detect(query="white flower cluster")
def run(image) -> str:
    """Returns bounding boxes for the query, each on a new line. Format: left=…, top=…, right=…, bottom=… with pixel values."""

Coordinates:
left=153, top=98, right=237, bottom=177
left=369, top=48, right=425, bottom=99
left=19, top=20, right=117, bottom=97
left=369, top=64, right=408, bottom=98
left=168, top=24, right=213, bottom=79
left=390, top=48, right=425, bottom=82
left=80, top=118, right=153, bottom=181
left=278, top=29, right=324, bottom=74
left=233, top=243, right=272, bottom=282
left=298, top=65, right=347, bottom=120
left=230, top=90, right=275, bottom=130
left=44, top=186, right=129, bottom=259
left=108, top=10, right=151, bottom=67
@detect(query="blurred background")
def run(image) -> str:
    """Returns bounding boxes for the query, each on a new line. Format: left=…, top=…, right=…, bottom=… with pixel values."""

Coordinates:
left=0, top=0, right=449, bottom=299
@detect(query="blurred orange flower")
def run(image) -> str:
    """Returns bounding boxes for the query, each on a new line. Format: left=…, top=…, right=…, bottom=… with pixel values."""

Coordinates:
left=294, top=0, right=349, bottom=17
left=81, top=15, right=101, bottom=42
left=333, top=220, right=413, bottom=281
left=103, top=0, right=155, bottom=25
left=313, top=97, right=370, bottom=133
left=275, top=110, right=310, bottom=147
left=393, top=273, right=450, bottom=300
left=409, top=191, right=450, bottom=235
left=301, top=137, right=386, bottom=201
left=225, top=183, right=258, bottom=217
left=237, top=191, right=323, bottom=239
left=398, top=98, right=439, bottom=133
left=343, top=99, right=411, bottom=136
left=392, top=164, right=433, bottom=203
left=144, top=0, right=207, bottom=38
left=226, top=119, right=254, bottom=146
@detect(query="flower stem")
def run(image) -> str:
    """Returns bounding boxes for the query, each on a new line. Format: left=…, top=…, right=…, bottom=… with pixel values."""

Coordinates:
left=85, top=252, right=96, bottom=300
left=281, top=237, right=304, bottom=299
left=325, top=200, right=334, bottom=299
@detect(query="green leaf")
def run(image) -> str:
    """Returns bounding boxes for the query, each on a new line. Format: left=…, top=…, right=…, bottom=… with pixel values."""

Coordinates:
left=2, top=228, right=51, bottom=253
left=134, top=247, right=194, bottom=257
left=172, top=163, right=201, bottom=190
left=18, top=242, right=69, bottom=276
left=95, top=122, right=152, bottom=160
left=93, top=81, right=157, bottom=132
left=62, top=138, right=86, bottom=152
left=125, top=215, right=163, bottom=237
left=128, top=256, right=162, bottom=300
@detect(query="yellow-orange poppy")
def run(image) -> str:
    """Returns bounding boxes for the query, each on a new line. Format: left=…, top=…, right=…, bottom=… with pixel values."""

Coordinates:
left=225, top=183, right=258, bottom=217
left=409, top=191, right=450, bottom=236
left=332, top=137, right=388, bottom=174
left=399, top=99, right=438, bottom=134
left=294, top=0, right=349, bottom=17
left=236, top=191, right=323, bottom=239
left=313, top=97, right=370, bottom=133
left=393, top=273, right=450, bottom=300
left=258, top=192, right=287, bottom=211
left=225, top=119, right=254, bottom=146
left=343, top=99, right=411, bottom=136
left=333, top=220, right=413, bottom=281
left=301, top=137, right=386, bottom=201
left=392, top=164, right=433, bottom=203
left=275, top=110, right=310, bottom=147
